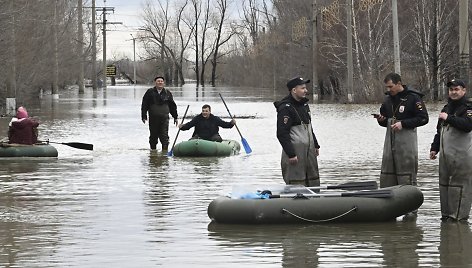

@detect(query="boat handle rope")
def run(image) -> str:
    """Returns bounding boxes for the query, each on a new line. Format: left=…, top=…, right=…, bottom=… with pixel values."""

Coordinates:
left=281, top=206, right=358, bottom=223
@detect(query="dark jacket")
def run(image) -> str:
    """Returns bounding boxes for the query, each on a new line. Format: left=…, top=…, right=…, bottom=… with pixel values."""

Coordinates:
left=430, top=96, right=472, bottom=152
left=8, top=118, right=39, bottom=145
left=274, top=94, right=320, bottom=158
left=180, top=114, right=234, bottom=140
left=378, top=86, right=429, bottom=129
left=141, top=87, right=178, bottom=120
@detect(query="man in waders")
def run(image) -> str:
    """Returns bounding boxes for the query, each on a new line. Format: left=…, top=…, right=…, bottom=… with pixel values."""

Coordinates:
left=141, top=76, right=178, bottom=150
left=430, top=79, right=472, bottom=222
left=274, top=76, right=320, bottom=187
left=375, top=73, right=429, bottom=191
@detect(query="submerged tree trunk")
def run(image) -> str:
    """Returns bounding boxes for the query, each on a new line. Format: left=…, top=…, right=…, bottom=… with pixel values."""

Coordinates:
left=52, top=0, right=60, bottom=96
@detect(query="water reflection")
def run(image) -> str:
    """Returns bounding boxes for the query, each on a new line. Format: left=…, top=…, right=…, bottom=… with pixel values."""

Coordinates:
left=147, top=150, right=169, bottom=170
left=440, top=222, right=472, bottom=267
left=143, top=151, right=173, bottom=227
left=208, top=221, right=424, bottom=267
left=177, top=157, right=226, bottom=175
left=1, top=159, right=47, bottom=174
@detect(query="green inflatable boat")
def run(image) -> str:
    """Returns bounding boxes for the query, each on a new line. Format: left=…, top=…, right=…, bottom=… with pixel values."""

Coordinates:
left=0, top=143, right=58, bottom=157
left=208, top=184, right=423, bottom=224
left=172, top=139, right=240, bottom=157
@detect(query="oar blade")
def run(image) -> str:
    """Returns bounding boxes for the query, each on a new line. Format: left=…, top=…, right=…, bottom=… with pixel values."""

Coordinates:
left=62, top=142, right=93, bottom=151
left=167, top=149, right=173, bottom=157
left=241, top=137, right=252, bottom=154
left=326, top=181, right=378, bottom=190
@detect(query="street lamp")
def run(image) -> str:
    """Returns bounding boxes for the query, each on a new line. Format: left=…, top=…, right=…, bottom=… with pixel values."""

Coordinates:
left=130, top=33, right=136, bottom=85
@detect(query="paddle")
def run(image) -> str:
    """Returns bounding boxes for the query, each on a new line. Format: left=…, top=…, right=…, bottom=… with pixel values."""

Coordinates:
left=218, top=93, right=252, bottom=154
left=305, top=181, right=378, bottom=191
left=44, top=140, right=93, bottom=150
left=269, top=189, right=393, bottom=199
left=167, top=104, right=190, bottom=156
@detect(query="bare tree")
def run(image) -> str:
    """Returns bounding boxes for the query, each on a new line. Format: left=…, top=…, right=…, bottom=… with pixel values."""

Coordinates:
left=77, top=0, right=85, bottom=93
left=190, top=0, right=202, bottom=85
left=351, top=1, right=392, bottom=99
left=410, top=0, right=457, bottom=100
left=210, top=0, right=237, bottom=86
left=52, top=0, right=60, bottom=96
left=175, top=0, right=196, bottom=85
left=0, top=1, right=84, bottom=105
left=199, top=0, right=211, bottom=86
left=141, top=0, right=173, bottom=81
left=241, top=0, right=260, bottom=45
left=6, top=1, right=17, bottom=104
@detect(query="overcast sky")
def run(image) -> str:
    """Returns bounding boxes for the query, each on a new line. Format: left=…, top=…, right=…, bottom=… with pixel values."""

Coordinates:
left=96, top=0, right=144, bottom=60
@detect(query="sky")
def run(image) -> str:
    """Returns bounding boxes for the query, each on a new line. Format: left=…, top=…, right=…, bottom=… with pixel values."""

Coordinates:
left=95, top=0, right=144, bottom=60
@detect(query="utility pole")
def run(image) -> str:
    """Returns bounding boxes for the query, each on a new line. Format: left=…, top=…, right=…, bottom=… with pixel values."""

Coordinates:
left=346, top=0, right=353, bottom=102
left=130, top=34, right=137, bottom=85
left=78, top=0, right=85, bottom=94
left=459, top=0, right=469, bottom=84
left=91, top=0, right=97, bottom=90
left=102, top=7, right=107, bottom=90
left=98, top=3, right=121, bottom=90
left=312, top=0, right=319, bottom=102
left=392, top=0, right=401, bottom=75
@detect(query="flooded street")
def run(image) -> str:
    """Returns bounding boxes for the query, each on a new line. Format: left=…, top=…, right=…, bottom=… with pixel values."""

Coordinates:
left=0, top=85, right=470, bottom=267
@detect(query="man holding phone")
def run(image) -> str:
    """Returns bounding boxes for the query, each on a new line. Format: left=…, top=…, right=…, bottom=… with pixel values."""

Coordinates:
left=374, top=73, right=429, bottom=194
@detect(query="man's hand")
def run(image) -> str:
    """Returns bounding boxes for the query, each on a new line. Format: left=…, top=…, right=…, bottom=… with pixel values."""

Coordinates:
left=314, top=148, right=319, bottom=157
left=391, top=121, right=403, bottom=131
left=142, top=118, right=147, bottom=124
left=174, top=118, right=178, bottom=126
left=430, top=151, right=437, bottom=160
left=178, top=123, right=182, bottom=129
left=439, top=112, right=448, bottom=121
left=230, top=119, right=236, bottom=125
left=376, top=115, right=386, bottom=122
left=288, top=156, right=298, bottom=165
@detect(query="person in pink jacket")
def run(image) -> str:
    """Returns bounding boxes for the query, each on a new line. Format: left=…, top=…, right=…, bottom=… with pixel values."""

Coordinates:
left=8, top=107, right=39, bottom=145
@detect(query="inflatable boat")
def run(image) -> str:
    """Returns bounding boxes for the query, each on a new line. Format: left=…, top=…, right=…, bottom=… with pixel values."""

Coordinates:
left=0, top=143, right=58, bottom=157
left=172, top=139, right=240, bottom=157
left=208, top=184, right=423, bottom=224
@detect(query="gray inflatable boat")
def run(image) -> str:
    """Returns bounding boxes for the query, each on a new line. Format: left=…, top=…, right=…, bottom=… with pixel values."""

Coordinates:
left=208, top=185, right=423, bottom=224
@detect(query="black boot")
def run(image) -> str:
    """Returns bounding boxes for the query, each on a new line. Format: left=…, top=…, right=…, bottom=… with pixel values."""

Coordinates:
left=162, top=144, right=168, bottom=151
left=150, top=144, right=157, bottom=150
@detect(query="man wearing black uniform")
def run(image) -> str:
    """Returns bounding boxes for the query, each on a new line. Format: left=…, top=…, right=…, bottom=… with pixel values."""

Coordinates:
left=178, top=104, right=235, bottom=142
left=274, top=76, right=320, bottom=187
left=375, top=72, right=429, bottom=189
left=430, top=79, right=472, bottom=222
left=141, top=76, right=178, bottom=150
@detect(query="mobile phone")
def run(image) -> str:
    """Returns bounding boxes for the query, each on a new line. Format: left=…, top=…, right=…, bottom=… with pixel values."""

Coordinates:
left=371, top=113, right=380, bottom=118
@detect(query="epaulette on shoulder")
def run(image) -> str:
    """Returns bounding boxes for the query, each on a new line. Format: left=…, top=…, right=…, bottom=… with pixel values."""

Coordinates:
left=276, top=103, right=291, bottom=112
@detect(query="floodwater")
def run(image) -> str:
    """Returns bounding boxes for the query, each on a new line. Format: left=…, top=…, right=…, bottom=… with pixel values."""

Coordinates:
left=0, top=85, right=470, bottom=267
